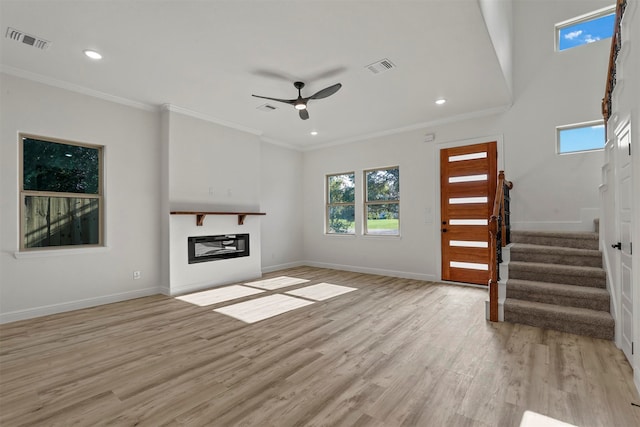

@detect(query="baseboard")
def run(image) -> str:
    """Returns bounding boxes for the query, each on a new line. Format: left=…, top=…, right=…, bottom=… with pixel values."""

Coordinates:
left=261, top=260, right=306, bottom=274
left=303, top=261, right=437, bottom=282
left=0, top=287, right=161, bottom=324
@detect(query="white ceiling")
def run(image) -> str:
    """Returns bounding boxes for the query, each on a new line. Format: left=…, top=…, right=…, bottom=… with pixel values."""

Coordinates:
left=0, top=0, right=511, bottom=149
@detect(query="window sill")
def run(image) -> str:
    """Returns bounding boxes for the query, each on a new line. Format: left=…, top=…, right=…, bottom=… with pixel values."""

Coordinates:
left=14, top=246, right=110, bottom=259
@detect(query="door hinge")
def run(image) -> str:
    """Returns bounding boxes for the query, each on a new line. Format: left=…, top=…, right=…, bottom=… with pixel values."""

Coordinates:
left=633, top=342, right=634, bottom=355
left=631, top=242, right=633, bottom=255
left=630, top=142, right=632, bottom=156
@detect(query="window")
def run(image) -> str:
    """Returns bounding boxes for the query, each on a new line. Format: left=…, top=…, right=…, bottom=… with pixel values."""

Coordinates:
left=20, top=134, right=103, bottom=250
left=557, top=121, right=605, bottom=154
left=326, top=172, right=355, bottom=234
left=364, top=167, right=399, bottom=235
left=556, top=6, right=615, bottom=51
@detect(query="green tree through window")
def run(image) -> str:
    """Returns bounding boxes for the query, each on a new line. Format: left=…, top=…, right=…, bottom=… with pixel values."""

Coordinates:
left=365, top=167, right=399, bottom=235
left=21, top=135, right=103, bottom=249
left=326, top=173, right=355, bottom=234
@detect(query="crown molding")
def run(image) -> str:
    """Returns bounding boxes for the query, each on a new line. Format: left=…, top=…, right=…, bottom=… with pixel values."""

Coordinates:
left=302, top=104, right=512, bottom=151
left=161, top=104, right=265, bottom=137
left=0, top=65, right=157, bottom=112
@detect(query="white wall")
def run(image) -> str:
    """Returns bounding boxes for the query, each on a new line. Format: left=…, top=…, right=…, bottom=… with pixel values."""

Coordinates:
left=0, top=74, right=162, bottom=322
left=167, top=110, right=261, bottom=212
left=303, top=129, right=438, bottom=280
left=301, top=0, right=611, bottom=280
left=478, top=0, right=514, bottom=98
left=507, top=0, right=610, bottom=231
left=260, top=142, right=305, bottom=272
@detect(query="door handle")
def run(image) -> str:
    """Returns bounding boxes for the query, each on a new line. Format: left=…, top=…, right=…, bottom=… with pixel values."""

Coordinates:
left=612, top=242, right=622, bottom=250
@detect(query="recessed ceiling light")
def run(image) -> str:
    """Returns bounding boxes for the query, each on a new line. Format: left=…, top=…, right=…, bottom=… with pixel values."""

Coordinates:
left=435, top=98, right=446, bottom=105
left=310, top=131, right=318, bottom=136
left=83, top=50, right=102, bottom=60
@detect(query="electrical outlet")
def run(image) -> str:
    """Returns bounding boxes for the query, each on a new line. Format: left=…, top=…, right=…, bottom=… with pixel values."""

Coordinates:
left=133, top=271, right=141, bottom=280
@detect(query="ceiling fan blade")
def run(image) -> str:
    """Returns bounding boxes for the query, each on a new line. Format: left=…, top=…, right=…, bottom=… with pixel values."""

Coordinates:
left=299, top=109, right=309, bottom=120
left=251, top=94, right=296, bottom=105
left=309, top=83, right=342, bottom=100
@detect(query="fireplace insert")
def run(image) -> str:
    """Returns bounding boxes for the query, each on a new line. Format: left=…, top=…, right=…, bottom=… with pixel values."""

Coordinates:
left=188, top=234, right=249, bottom=264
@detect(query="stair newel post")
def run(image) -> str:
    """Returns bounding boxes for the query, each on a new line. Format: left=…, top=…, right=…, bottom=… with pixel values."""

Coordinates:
left=489, top=213, right=500, bottom=322
left=488, top=170, right=509, bottom=322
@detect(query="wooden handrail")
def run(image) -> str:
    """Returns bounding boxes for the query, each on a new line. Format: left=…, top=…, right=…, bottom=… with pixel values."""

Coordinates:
left=602, top=0, right=627, bottom=122
left=488, top=171, right=513, bottom=322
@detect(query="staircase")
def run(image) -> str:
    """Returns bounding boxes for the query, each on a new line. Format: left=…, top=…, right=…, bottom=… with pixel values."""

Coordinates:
left=503, top=223, right=614, bottom=340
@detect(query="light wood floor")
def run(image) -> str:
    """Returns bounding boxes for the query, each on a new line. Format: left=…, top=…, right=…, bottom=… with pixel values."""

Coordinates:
left=1, top=266, right=639, bottom=426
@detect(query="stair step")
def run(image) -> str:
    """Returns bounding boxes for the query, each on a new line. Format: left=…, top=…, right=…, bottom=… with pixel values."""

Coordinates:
left=511, top=231, right=599, bottom=250
left=508, top=261, right=606, bottom=288
left=504, top=298, right=614, bottom=340
left=507, top=279, right=610, bottom=311
left=510, top=243, right=602, bottom=268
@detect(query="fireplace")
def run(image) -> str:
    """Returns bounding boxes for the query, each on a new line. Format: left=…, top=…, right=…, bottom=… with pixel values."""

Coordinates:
left=188, top=234, right=249, bottom=264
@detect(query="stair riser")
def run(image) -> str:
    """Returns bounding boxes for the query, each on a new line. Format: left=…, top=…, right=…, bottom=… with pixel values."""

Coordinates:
left=510, top=251, right=602, bottom=268
left=509, top=270, right=605, bottom=288
left=511, top=235, right=598, bottom=250
left=507, top=289, right=610, bottom=311
left=504, top=310, right=613, bottom=340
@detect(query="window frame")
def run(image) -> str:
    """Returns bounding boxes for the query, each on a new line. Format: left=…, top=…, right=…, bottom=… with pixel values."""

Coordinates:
left=19, top=133, right=104, bottom=251
left=555, top=5, right=616, bottom=52
left=325, top=171, right=356, bottom=235
left=363, top=166, right=400, bottom=236
left=556, top=120, right=606, bottom=155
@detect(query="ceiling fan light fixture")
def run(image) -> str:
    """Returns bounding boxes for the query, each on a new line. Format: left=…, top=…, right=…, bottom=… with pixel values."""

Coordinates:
left=83, top=49, right=102, bottom=60
left=252, top=81, right=341, bottom=120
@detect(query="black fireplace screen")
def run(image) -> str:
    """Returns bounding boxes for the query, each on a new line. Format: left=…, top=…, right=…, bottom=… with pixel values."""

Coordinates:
left=188, top=234, right=249, bottom=264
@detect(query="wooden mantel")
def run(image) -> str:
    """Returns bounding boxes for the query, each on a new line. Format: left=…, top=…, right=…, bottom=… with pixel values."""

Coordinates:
left=170, top=211, right=266, bottom=226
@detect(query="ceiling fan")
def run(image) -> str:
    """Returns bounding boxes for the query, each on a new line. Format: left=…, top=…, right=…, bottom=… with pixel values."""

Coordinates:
left=252, top=81, right=342, bottom=120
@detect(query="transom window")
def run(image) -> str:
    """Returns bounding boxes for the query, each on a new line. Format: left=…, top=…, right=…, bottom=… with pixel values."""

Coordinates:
left=326, top=172, right=355, bottom=234
left=20, top=134, right=103, bottom=250
left=557, top=121, right=605, bottom=154
left=364, top=167, right=399, bottom=235
left=556, top=6, right=615, bottom=51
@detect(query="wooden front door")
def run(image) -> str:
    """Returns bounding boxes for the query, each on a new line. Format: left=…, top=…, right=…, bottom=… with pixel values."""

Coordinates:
left=440, top=142, right=497, bottom=285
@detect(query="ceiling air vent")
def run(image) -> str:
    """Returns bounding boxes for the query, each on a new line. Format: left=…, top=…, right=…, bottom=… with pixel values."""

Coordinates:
left=5, top=27, right=50, bottom=50
left=365, top=58, right=395, bottom=75
left=256, top=103, right=277, bottom=112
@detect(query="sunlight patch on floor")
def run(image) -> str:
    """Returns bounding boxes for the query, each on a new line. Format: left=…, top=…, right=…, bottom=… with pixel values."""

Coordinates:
left=175, top=285, right=265, bottom=306
left=519, top=411, right=576, bottom=427
left=213, top=294, right=314, bottom=323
